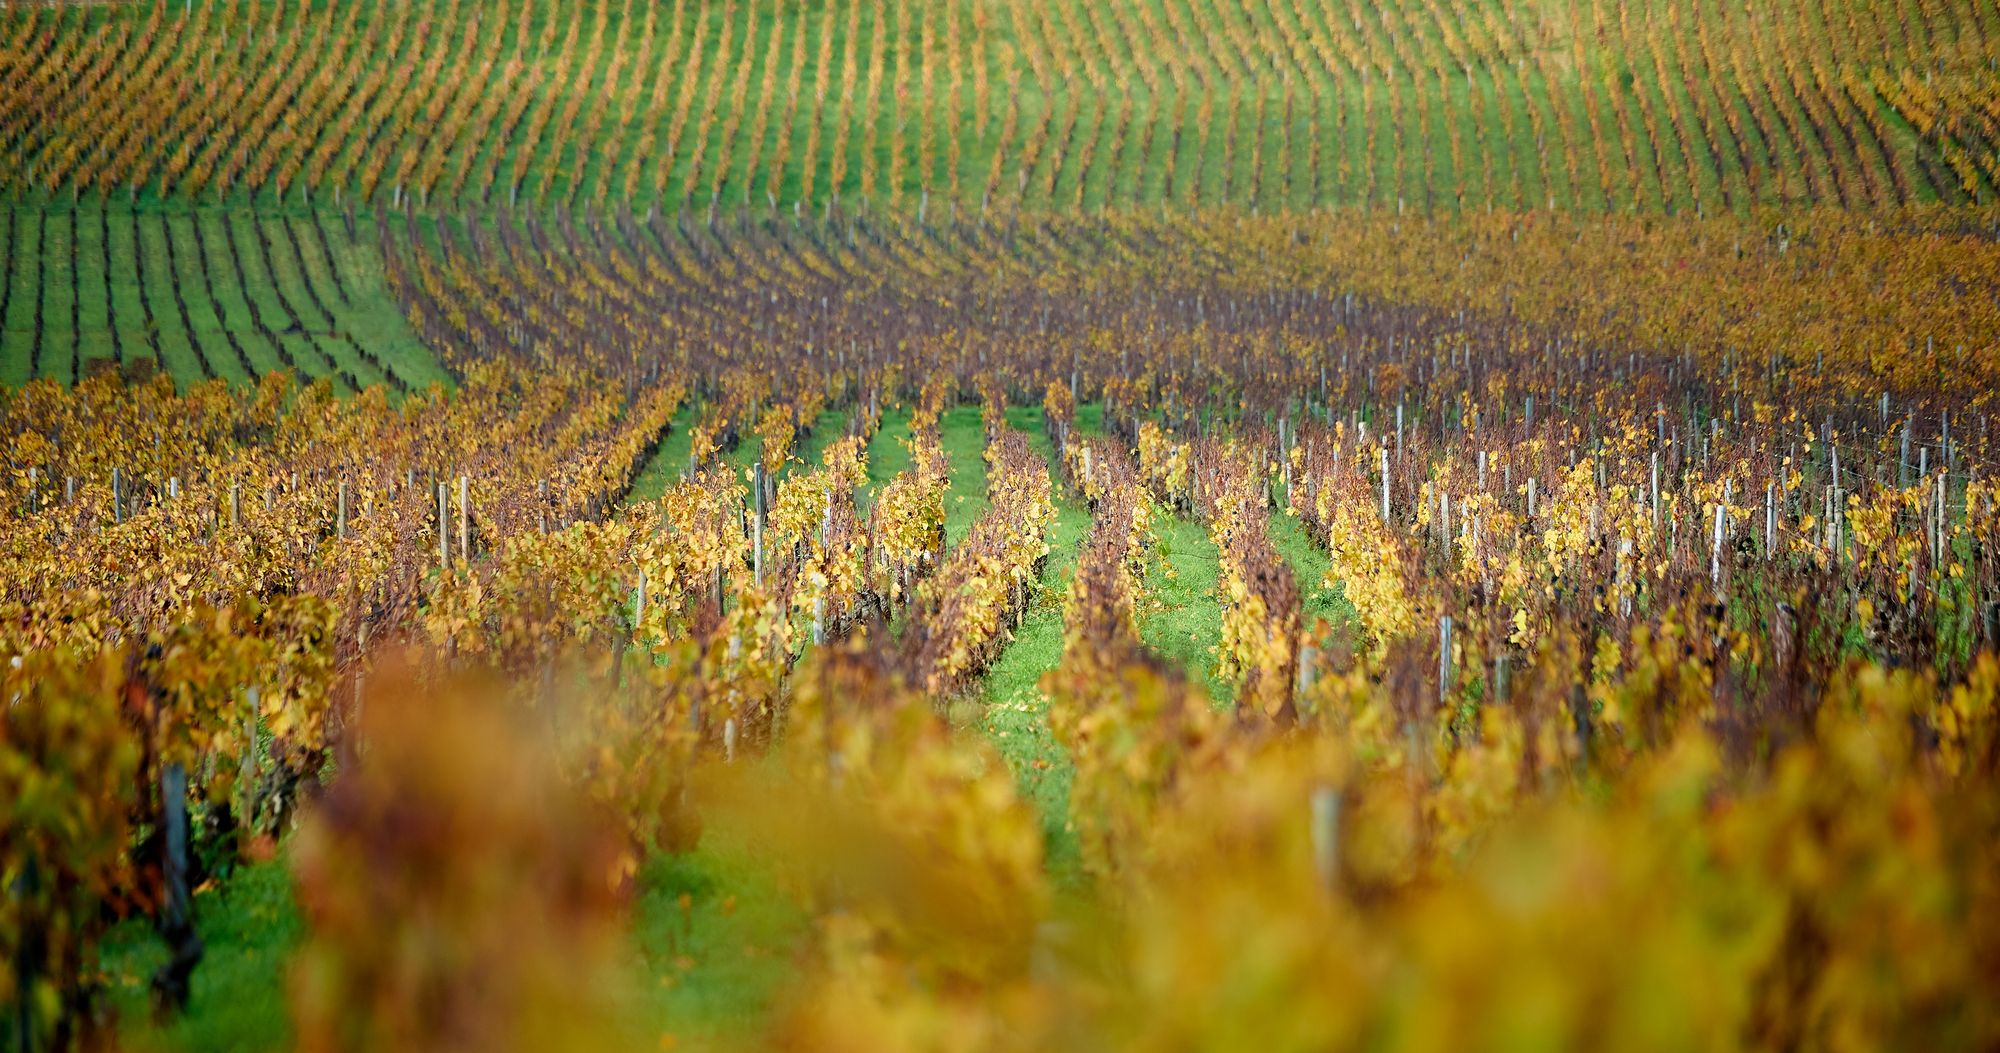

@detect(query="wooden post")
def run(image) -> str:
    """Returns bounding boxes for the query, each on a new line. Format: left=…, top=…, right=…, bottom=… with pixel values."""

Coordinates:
left=1650, top=452, right=1660, bottom=527
left=1935, top=471, right=1946, bottom=565
left=1379, top=447, right=1390, bottom=521
left=1440, top=491, right=1451, bottom=560
left=152, top=760, right=202, bottom=1008
left=457, top=476, right=469, bottom=560
left=1900, top=417, right=1911, bottom=488
left=1711, top=502, right=1726, bottom=587
left=1764, top=483, right=1775, bottom=560
left=337, top=481, right=347, bottom=540
left=1617, top=539, right=1633, bottom=618
left=1438, top=616, right=1453, bottom=705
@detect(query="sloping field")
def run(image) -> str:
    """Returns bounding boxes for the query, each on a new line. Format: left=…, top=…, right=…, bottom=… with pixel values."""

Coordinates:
left=0, top=203, right=443, bottom=389
left=2, top=0, right=1995, bottom=215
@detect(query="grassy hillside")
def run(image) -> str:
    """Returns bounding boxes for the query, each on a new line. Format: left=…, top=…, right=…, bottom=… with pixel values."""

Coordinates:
left=0, top=202, right=444, bottom=390
left=2, top=0, right=1995, bottom=219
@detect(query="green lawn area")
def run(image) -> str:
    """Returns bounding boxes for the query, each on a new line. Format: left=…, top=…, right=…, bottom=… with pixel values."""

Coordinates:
left=975, top=403, right=1096, bottom=884
left=0, top=204, right=441, bottom=390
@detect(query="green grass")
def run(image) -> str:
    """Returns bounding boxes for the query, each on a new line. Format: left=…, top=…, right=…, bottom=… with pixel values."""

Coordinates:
left=790, top=409, right=852, bottom=476
left=42, top=206, right=75, bottom=384
left=1140, top=503, right=1230, bottom=701
left=169, top=214, right=260, bottom=381
left=225, top=211, right=333, bottom=383
left=0, top=203, right=440, bottom=390
left=1, top=208, right=40, bottom=386
left=621, top=828, right=812, bottom=1050
left=976, top=403, right=1095, bottom=884
left=858, top=403, right=913, bottom=511
left=625, top=400, right=702, bottom=505
left=1267, top=505, right=1356, bottom=635
left=100, top=860, right=301, bottom=1052
left=72, top=205, right=117, bottom=376
left=93, top=816, right=818, bottom=1053
left=939, top=404, right=991, bottom=548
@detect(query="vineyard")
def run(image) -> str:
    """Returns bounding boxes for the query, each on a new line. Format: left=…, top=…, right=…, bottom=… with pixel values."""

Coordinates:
left=5, top=0, right=2000, bottom=1051
left=3, top=0, right=2000, bottom=214
left=0, top=204, right=440, bottom=389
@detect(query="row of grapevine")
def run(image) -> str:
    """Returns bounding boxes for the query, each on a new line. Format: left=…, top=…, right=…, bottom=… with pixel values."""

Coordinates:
left=9, top=198, right=2000, bottom=1043
left=0, top=205, right=438, bottom=389
left=5, top=0, right=1996, bottom=215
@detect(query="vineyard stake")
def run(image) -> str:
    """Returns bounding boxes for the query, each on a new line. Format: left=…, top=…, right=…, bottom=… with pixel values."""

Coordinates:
left=1440, top=491, right=1451, bottom=560
left=1617, top=540, right=1633, bottom=618
left=1438, top=616, right=1454, bottom=706
left=1934, top=472, right=1946, bottom=565
left=1379, top=447, right=1390, bottom=521
left=1764, top=484, right=1775, bottom=560
left=1651, top=452, right=1660, bottom=527
left=154, top=759, right=201, bottom=1008
left=1711, top=503, right=1726, bottom=587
